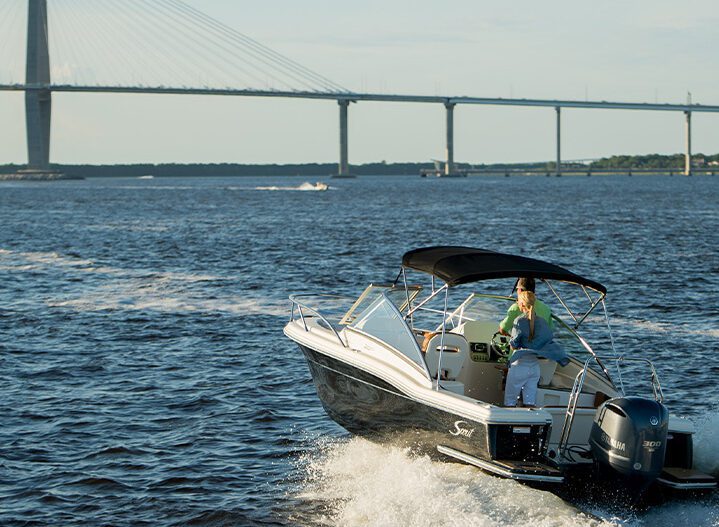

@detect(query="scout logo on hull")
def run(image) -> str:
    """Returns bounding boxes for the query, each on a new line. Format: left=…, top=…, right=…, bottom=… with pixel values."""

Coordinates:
left=450, top=420, right=475, bottom=438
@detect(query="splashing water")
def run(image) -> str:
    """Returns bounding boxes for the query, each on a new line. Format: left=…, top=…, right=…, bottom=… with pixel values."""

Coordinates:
left=294, top=436, right=719, bottom=527
left=295, top=437, right=612, bottom=527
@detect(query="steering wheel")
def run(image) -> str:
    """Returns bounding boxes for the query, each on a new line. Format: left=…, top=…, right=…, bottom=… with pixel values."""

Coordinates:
left=490, top=332, right=511, bottom=360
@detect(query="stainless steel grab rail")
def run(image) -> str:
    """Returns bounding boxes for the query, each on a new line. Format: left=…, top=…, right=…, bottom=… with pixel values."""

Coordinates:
left=616, top=356, right=664, bottom=402
left=557, top=357, right=594, bottom=460
left=288, top=294, right=349, bottom=348
left=558, top=355, right=664, bottom=460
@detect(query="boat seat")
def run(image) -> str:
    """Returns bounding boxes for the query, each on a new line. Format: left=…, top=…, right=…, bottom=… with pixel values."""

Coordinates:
left=433, top=379, right=466, bottom=396
left=424, top=333, right=469, bottom=382
left=452, top=320, right=498, bottom=345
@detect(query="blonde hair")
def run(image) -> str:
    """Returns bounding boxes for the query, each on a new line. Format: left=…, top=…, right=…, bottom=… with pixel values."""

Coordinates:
left=518, top=290, right=536, bottom=340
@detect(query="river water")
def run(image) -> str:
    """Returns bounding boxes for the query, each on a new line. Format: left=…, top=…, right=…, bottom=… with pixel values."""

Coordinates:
left=1, top=174, right=717, bottom=526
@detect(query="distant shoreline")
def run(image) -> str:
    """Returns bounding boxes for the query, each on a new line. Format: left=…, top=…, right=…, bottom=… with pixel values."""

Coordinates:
left=0, top=152, right=717, bottom=178
left=0, top=162, right=434, bottom=178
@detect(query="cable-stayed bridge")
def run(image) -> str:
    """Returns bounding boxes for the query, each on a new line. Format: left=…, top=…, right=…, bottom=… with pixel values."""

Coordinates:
left=2, top=0, right=719, bottom=177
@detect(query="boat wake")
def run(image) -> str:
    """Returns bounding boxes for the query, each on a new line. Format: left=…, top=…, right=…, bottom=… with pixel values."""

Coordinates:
left=0, top=249, right=289, bottom=317
left=609, top=316, right=719, bottom=340
left=0, top=249, right=221, bottom=281
left=295, top=437, right=609, bottom=527
left=295, top=413, right=719, bottom=527
left=45, top=291, right=289, bottom=316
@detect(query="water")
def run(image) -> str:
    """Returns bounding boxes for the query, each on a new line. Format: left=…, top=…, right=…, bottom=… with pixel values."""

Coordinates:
left=1, top=175, right=717, bottom=526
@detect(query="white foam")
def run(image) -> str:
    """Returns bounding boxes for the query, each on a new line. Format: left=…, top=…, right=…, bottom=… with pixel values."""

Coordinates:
left=685, top=328, right=719, bottom=339
left=297, top=437, right=613, bottom=527
left=152, top=271, right=226, bottom=283
left=45, top=286, right=288, bottom=317
left=609, top=316, right=719, bottom=340
left=0, top=249, right=287, bottom=317
left=0, top=249, right=224, bottom=282
left=0, top=249, right=96, bottom=270
left=611, top=317, right=672, bottom=334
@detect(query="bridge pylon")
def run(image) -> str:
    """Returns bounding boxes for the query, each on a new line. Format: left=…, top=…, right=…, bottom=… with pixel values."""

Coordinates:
left=25, top=0, right=52, bottom=171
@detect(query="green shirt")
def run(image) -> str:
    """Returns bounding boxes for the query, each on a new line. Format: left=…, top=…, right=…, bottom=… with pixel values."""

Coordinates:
left=499, top=299, right=554, bottom=334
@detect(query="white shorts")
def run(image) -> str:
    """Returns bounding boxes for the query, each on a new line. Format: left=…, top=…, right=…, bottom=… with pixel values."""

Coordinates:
left=504, top=361, right=541, bottom=407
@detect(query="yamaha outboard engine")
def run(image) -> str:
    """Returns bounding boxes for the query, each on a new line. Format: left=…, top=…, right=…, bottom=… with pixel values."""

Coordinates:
left=589, top=397, right=669, bottom=491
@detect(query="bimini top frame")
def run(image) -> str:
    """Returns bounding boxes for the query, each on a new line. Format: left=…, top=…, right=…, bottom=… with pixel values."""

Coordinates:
left=397, top=246, right=617, bottom=391
left=400, top=246, right=607, bottom=329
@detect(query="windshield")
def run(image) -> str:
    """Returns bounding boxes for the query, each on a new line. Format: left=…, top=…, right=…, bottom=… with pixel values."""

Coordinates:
left=340, top=284, right=421, bottom=325
left=447, top=294, right=507, bottom=329
left=349, top=294, right=427, bottom=374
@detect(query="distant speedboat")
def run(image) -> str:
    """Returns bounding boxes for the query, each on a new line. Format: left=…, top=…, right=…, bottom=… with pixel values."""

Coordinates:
left=297, top=181, right=328, bottom=191
left=138, top=175, right=154, bottom=179
left=255, top=181, right=329, bottom=191
left=285, top=246, right=716, bottom=499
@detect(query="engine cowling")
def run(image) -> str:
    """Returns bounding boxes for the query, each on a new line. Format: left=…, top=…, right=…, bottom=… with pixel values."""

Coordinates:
left=589, top=397, right=669, bottom=488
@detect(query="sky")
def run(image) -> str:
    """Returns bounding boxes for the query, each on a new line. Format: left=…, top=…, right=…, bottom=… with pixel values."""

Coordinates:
left=0, top=0, right=718, bottom=165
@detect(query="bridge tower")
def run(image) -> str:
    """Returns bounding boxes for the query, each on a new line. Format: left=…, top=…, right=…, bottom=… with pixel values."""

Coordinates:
left=25, top=0, right=52, bottom=171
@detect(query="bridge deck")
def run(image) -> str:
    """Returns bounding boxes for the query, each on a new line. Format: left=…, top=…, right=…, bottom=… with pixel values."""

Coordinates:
left=2, top=84, right=719, bottom=113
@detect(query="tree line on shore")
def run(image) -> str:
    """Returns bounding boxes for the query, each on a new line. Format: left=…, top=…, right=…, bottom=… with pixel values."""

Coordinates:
left=584, top=153, right=718, bottom=169
left=1, top=152, right=717, bottom=177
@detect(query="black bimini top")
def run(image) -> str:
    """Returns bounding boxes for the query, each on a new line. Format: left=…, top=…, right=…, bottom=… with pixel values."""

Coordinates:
left=402, top=246, right=607, bottom=294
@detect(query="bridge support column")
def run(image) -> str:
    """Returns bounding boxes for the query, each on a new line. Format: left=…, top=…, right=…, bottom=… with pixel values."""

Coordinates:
left=555, top=106, right=561, bottom=176
left=337, top=99, right=350, bottom=177
left=684, top=111, right=692, bottom=176
left=25, top=0, right=52, bottom=171
left=445, top=102, right=456, bottom=175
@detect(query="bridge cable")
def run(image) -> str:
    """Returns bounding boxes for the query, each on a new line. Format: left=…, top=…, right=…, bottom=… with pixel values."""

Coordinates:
left=0, top=2, right=25, bottom=83
left=105, top=0, right=214, bottom=88
left=161, top=0, right=350, bottom=93
left=129, top=0, right=301, bottom=91
left=144, top=0, right=333, bottom=92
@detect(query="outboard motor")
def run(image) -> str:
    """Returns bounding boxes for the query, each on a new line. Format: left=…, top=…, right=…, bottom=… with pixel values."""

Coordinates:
left=589, top=397, right=669, bottom=491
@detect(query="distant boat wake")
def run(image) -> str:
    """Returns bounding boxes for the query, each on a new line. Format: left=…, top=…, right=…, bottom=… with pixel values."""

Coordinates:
left=254, top=181, right=330, bottom=192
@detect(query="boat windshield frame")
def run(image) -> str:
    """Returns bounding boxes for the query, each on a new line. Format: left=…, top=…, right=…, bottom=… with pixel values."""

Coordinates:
left=347, top=289, right=431, bottom=379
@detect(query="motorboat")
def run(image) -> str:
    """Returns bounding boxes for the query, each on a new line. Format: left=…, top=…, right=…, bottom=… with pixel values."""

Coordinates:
left=284, top=246, right=716, bottom=497
left=296, top=181, right=329, bottom=191
left=255, top=181, right=329, bottom=191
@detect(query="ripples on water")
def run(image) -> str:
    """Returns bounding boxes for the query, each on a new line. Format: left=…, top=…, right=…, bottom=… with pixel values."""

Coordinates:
left=0, top=175, right=717, bottom=526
